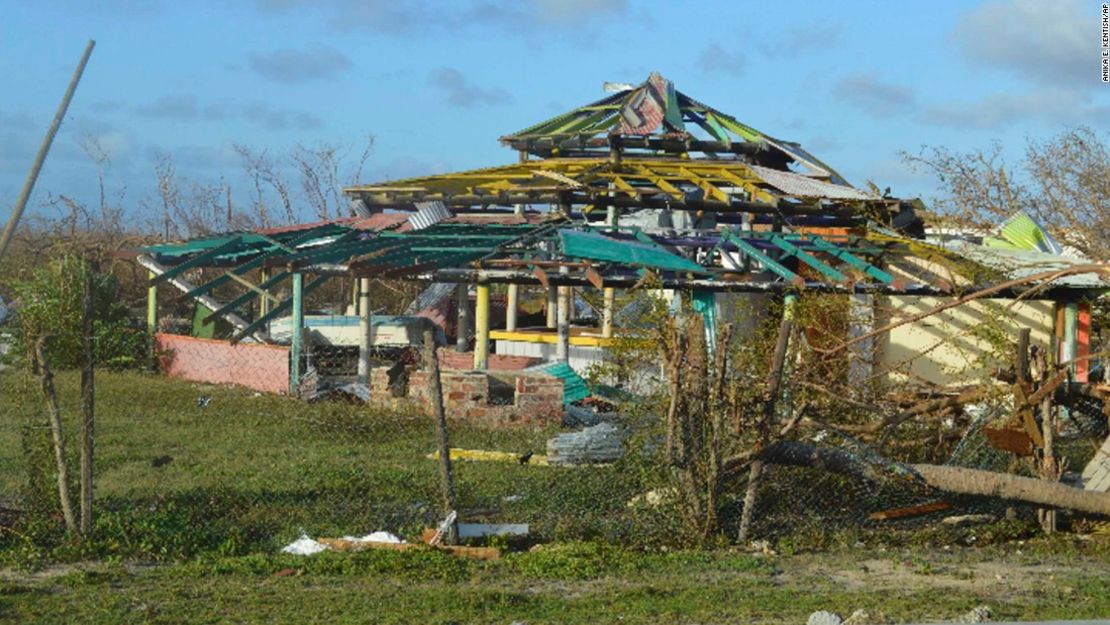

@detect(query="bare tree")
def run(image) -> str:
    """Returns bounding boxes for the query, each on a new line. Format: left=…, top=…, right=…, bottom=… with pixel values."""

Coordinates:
left=234, top=144, right=293, bottom=226
left=905, top=126, right=1110, bottom=261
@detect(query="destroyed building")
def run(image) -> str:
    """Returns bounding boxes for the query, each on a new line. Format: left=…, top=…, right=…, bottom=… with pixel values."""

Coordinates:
left=124, top=73, right=1106, bottom=422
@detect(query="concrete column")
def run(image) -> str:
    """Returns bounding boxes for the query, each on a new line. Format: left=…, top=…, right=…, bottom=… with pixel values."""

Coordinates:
left=456, top=284, right=470, bottom=353
left=602, top=195, right=617, bottom=339
left=146, top=270, right=157, bottom=334
left=556, top=265, right=570, bottom=363
left=258, top=268, right=270, bottom=318
left=357, top=277, right=372, bottom=385
left=147, top=270, right=158, bottom=369
left=556, top=286, right=570, bottom=362
left=847, top=294, right=874, bottom=387
left=506, top=284, right=519, bottom=332
left=473, top=281, right=490, bottom=371
left=546, top=287, right=557, bottom=329
left=1062, top=301, right=1078, bottom=375
left=290, top=273, right=304, bottom=394
left=602, top=288, right=614, bottom=338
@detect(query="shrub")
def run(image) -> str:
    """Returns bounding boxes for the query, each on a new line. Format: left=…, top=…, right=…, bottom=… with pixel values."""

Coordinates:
left=5, top=255, right=147, bottom=370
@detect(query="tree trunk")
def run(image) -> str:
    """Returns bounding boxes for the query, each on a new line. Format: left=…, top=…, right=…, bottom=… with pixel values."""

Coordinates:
left=79, top=264, right=95, bottom=536
left=424, top=328, right=457, bottom=545
left=35, top=338, right=77, bottom=533
left=759, top=440, right=1110, bottom=517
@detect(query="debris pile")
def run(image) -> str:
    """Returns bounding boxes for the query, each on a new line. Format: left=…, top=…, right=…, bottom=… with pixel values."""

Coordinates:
left=547, top=422, right=626, bottom=465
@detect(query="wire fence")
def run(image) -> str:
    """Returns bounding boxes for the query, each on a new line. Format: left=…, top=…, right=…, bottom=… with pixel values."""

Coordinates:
left=0, top=275, right=1107, bottom=568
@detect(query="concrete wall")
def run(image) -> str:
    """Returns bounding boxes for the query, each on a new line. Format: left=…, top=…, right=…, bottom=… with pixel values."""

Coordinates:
left=875, top=297, right=1056, bottom=387
left=155, top=333, right=290, bottom=394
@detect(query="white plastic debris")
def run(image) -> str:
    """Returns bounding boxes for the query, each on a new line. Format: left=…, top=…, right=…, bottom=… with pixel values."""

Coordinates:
left=340, top=531, right=404, bottom=544
left=281, top=530, right=405, bottom=556
left=281, top=534, right=328, bottom=556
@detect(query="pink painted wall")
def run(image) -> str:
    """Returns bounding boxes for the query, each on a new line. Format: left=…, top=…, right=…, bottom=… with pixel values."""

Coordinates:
left=155, top=333, right=290, bottom=394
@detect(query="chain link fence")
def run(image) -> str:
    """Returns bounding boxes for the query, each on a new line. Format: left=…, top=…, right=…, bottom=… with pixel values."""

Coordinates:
left=1, top=275, right=1107, bottom=568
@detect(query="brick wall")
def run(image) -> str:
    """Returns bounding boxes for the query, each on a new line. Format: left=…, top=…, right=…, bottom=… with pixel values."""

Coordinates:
left=367, top=365, right=563, bottom=427
left=155, top=333, right=290, bottom=394
left=436, top=350, right=540, bottom=371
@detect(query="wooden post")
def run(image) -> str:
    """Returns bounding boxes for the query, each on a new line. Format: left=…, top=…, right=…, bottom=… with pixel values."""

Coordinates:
left=473, top=281, right=490, bottom=371
left=456, top=284, right=470, bottom=353
left=1040, top=397, right=1057, bottom=533
left=0, top=40, right=95, bottom=263
left=289, top=273, right=304, bottom=394
left=506, top=284, right=519, bottom=332
left=738, top=294, right=795, bottom=543
left=424, top=329, right=458, bottom=544
left=1016, top=328, right=1031, bottom=382
left=357, top=277, right=372, bottom=385
left=35, top=338, right=77, bottom=533
left=79, top=261, right=95, bottom=536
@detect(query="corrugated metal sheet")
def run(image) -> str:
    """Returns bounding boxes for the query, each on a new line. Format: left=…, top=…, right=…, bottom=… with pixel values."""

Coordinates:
left=408, top=201, right=453, bottom=230
left=747, top=164, right=878, bottom=201
left=405, top=282, right=456, bottom=315
left=940, top=240, right=1108, bottom=288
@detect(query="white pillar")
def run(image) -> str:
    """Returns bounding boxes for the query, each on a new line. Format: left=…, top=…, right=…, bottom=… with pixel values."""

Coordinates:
left=546, top=286, right=557, bottom=329
left=506, top=284, right=519, bottom=332
left=357, top=277, right=371, bottom=384
left=456, top=283, right=470, bottom=352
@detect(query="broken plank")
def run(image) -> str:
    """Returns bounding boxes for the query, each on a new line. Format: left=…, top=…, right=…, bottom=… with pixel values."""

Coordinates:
left=868, top=501, right=953, bottom=521
left=316, top=538, right=500, bottom=560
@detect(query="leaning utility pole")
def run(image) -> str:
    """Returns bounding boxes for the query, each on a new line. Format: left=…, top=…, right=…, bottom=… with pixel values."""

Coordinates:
left=0, top=39, right=95, bottom=263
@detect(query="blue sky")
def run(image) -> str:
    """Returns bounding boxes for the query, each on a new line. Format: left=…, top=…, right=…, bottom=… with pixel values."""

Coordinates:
left=0, top=0, right=1105, bottom=225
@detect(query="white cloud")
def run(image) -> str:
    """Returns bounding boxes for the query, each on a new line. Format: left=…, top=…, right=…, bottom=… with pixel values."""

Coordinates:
left=951, top=0, right=1088, bottom=88
left=831, top=74, right=916, bottom=117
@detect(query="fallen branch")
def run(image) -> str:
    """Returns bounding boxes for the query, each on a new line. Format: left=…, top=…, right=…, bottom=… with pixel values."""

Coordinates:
left=759, top=440, right=1110, bottom=517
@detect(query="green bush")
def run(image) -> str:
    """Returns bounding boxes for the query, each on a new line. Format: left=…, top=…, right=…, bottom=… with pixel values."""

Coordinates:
left=5, top=255, right=147, bottom=370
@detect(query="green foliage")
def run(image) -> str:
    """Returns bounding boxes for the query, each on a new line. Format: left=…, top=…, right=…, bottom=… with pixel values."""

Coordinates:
left=6, top=255, right=147, bottom=370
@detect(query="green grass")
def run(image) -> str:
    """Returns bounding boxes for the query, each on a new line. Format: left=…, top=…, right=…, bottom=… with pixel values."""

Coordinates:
left=1, top=370, right=1109, bottom=623
left=1, top=546, right=1109, bottom=624
left=0, top=369, right=654, bottom=564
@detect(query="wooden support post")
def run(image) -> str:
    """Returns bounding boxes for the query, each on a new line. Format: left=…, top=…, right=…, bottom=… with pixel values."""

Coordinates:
left=425, top=329, right=458, bottom=545
left=506, top=284, right=519, bottom=332
left=79, top=262, right=94, bottom=536
left=357, top=277, right=371, bottom=385
left=1040, top=396, right=1057, bottom=533
left=0, top=40, right=95, bottom=263
left=289, top=273, right=304, bottom=394
left=456, top=284, right=470, bottom=353
left=474, top=280, right=490, bottom=371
